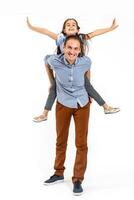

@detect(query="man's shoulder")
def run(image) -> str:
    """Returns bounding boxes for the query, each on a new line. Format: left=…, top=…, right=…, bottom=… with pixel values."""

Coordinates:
left=48, top=53, right=64, bottom=62
left=79, top=56, right=92, bottom=64
left=47, top=54, right=64, bottom=67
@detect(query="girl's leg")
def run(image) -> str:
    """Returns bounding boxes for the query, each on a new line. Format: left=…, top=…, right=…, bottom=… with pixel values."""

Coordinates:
left=33, top=80, right=56, bottom=122
left=44, top=79, right=56, bottom=110
left=85, top=77, right=120, bottom=114
left=85, top=77, right=105, bottom=106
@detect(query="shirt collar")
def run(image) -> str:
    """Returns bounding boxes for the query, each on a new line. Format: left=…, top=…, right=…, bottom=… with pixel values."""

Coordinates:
left=63, top=55, right=79, bottom=67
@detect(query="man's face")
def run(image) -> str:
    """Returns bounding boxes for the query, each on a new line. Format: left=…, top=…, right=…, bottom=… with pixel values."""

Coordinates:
left=64, top=39, right=81, bottom=64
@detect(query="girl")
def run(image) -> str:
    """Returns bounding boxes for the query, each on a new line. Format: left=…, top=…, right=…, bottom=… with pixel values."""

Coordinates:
left=27, top=17, right=120, bottom=122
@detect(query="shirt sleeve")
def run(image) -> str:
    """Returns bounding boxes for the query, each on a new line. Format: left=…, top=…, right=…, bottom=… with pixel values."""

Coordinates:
left=45, top=55, right=57, bottom=70
left=55, top=33, right=65, bottom=46
left=83, top=56, right=92, bottom=71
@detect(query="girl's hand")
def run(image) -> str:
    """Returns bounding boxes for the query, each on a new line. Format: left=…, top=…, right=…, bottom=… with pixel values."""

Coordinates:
left=26, top=17, right=31, bottom=28
left=110, top=18, right=119, bottom=30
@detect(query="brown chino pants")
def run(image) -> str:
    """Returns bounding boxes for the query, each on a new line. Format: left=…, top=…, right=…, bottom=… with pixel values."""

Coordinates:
left=54, top=101, right=90, bottom=183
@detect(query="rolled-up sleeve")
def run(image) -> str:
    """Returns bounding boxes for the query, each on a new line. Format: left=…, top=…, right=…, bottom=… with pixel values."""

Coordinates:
left=44, top=54, right=51, bottom=65
left=55, top=33, right=65, bottom=46
left=80, top=56, right=92, bottom=71
left=45, top=55, right=57, bottom=70
left=85, top=56, right=92, bottom=69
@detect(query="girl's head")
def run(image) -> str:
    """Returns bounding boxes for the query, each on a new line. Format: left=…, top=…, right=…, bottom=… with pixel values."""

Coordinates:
left=62, top=18, right=80, bottom=36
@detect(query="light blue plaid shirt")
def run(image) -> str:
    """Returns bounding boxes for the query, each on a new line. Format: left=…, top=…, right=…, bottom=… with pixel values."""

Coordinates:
left=46, top=53, right=92, bottom=108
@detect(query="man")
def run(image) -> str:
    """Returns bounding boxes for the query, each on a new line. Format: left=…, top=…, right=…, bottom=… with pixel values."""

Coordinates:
left=44, top=35, right=91, bottom=195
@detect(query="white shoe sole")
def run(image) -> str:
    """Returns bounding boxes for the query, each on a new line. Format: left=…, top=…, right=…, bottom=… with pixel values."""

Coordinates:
left=32, top=118, right=47, bottom=122
left=73, top=191, right=83, bottom=196
left=105, top=109, right=120, bottom=114
left=44, top=179, right=64, bottom=186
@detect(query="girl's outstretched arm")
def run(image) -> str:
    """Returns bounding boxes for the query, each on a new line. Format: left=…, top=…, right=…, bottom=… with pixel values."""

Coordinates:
left=26, top=17, right=58, bottom=40
left=86, top=18, right=119, bottom=39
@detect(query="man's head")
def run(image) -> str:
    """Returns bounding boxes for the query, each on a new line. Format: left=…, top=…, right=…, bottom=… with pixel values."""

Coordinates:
left=63, top=35, right=84, bottom=64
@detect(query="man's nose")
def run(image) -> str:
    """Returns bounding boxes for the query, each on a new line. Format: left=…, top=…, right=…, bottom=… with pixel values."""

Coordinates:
left=70, top=49, right=75, bottom=54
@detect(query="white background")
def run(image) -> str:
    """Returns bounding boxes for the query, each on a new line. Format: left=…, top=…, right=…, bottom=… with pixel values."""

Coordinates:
left=0, top=0, right=134, bottom=199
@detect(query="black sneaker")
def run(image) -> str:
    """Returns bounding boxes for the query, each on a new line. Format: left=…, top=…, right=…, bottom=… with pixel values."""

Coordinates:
left=44, top=174, right=64, bottom=185
left=73, top=180, right=83, bottom=196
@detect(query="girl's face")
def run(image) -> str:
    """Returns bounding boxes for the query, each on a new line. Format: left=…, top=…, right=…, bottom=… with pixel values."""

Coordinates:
left=64, top=20, right=79, bottom=36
